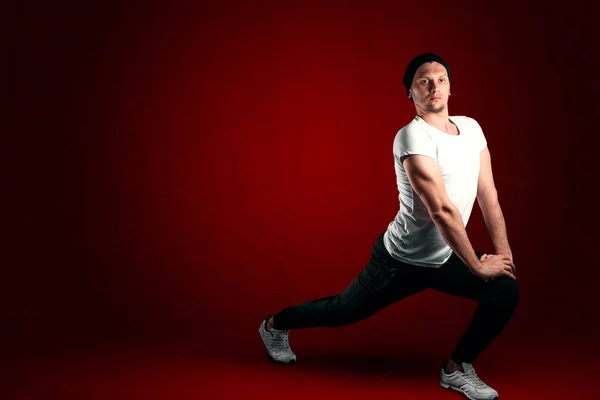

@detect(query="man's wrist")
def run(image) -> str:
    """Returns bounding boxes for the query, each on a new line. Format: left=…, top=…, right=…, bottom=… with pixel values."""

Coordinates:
left=495, top=248, right=512, bottom=257
left=468, top=260, right=484, bottom=277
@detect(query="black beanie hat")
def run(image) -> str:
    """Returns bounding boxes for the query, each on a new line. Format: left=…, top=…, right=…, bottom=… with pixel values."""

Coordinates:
left=402, top=53, right=451, bottom=96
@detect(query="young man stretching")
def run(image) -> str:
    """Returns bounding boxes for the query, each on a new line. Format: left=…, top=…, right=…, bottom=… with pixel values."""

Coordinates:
left=259, top=53, right=518, bottom=400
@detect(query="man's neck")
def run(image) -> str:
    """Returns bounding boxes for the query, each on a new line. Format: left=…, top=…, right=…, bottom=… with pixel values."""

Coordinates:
left=418, top=112, right=455, bottom=134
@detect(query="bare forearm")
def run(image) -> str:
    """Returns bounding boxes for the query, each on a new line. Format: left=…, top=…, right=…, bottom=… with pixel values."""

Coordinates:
left=482, top=204, right=511, bottom=256
left=432, top=207, right=482, bottom=274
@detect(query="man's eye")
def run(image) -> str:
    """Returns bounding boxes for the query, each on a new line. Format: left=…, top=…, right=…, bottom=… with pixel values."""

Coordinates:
left=420, top=79, right=429, bottom=84
left=439, top=78, right=445, bottom=83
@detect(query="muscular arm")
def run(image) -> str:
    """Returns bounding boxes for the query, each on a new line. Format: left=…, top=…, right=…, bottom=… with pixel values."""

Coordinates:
left=402, top=155, right=483, bottom=275
left=477, top=146, right=512, bottom=258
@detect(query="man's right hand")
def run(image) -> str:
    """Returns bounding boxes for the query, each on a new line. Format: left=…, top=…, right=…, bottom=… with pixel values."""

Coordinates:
left=477, top=254, right=516, bottom=281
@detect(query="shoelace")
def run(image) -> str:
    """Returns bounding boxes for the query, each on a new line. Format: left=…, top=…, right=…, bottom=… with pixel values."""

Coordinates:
left=462, top=367, right=488, bottom=389
left=270, top=331, right=291, bottom=352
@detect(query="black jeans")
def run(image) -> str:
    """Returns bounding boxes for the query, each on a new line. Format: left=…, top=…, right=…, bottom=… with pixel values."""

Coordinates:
left=272, top=232, right=519, bottom=363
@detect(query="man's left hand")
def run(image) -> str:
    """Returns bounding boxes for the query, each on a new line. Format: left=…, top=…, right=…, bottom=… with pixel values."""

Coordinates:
left=497, top=252, right=515, bottom=275
left=483, top=252, right=516, bottom=275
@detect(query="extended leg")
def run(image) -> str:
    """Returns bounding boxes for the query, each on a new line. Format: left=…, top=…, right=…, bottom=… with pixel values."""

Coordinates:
left=271, top=233, right=429, bottom=330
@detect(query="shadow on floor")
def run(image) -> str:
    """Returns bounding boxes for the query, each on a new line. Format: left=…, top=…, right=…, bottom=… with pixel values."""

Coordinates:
left=237, top=349, right=444, bottom=378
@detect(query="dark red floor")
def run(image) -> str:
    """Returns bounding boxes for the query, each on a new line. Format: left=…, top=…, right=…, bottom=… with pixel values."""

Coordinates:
left=5, top=329, right=597, bottom=400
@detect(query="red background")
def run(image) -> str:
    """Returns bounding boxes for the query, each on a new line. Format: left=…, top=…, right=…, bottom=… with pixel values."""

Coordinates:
left=9, top=1, right=600, bottom=398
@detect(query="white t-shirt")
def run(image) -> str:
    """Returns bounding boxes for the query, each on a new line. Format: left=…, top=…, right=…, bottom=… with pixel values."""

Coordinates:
left=383, top=115, right=487, bottom=267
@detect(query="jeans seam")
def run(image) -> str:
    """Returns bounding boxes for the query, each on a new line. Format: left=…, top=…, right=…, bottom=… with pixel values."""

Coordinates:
left=342, top=256, right=392, bottom=307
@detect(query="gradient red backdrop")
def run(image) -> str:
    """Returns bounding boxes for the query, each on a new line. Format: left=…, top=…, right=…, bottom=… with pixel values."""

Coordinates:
left=9, top=0, right=600, bottom=398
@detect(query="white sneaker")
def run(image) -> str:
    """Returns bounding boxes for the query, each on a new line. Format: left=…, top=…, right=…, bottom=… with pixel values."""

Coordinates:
left=258, top=318, right=297, bottom=364
left=440, top=362, right=499, bottom=400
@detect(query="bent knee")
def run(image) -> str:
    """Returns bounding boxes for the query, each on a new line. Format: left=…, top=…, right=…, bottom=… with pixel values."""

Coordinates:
left=489, top=277, right=520, bottom=304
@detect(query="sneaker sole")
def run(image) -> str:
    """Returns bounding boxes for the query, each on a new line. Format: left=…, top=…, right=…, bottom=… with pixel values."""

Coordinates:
left=267, top=353, right=296, bottom=364
left=440, top=382, right=498, bottom=400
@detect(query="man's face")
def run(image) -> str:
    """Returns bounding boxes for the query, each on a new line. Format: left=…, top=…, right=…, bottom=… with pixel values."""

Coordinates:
left=409, top=62, right=450, bottom=113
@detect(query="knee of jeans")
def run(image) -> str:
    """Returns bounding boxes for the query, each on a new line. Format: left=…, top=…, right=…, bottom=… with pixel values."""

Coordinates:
left=324, top=297, right=362, bottom=327
left=329, top=310, right=365, bottom=327
left=323, top=297, right=344, bottom=324
left=490, top=277, right=520, bottom=305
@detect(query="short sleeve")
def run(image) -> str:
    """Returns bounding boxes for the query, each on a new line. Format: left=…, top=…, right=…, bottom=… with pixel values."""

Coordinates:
left=394, top=125, right=437, bottom=160
left=469, top=118, right=488, bottom=152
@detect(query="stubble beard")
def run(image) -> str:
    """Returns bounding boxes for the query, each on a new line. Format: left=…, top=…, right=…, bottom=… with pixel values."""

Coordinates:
left=426, top=103, right=446, bottom=113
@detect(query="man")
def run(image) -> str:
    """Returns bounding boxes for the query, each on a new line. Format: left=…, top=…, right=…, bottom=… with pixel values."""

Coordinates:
left=259, top=53, right=518, bottom=400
